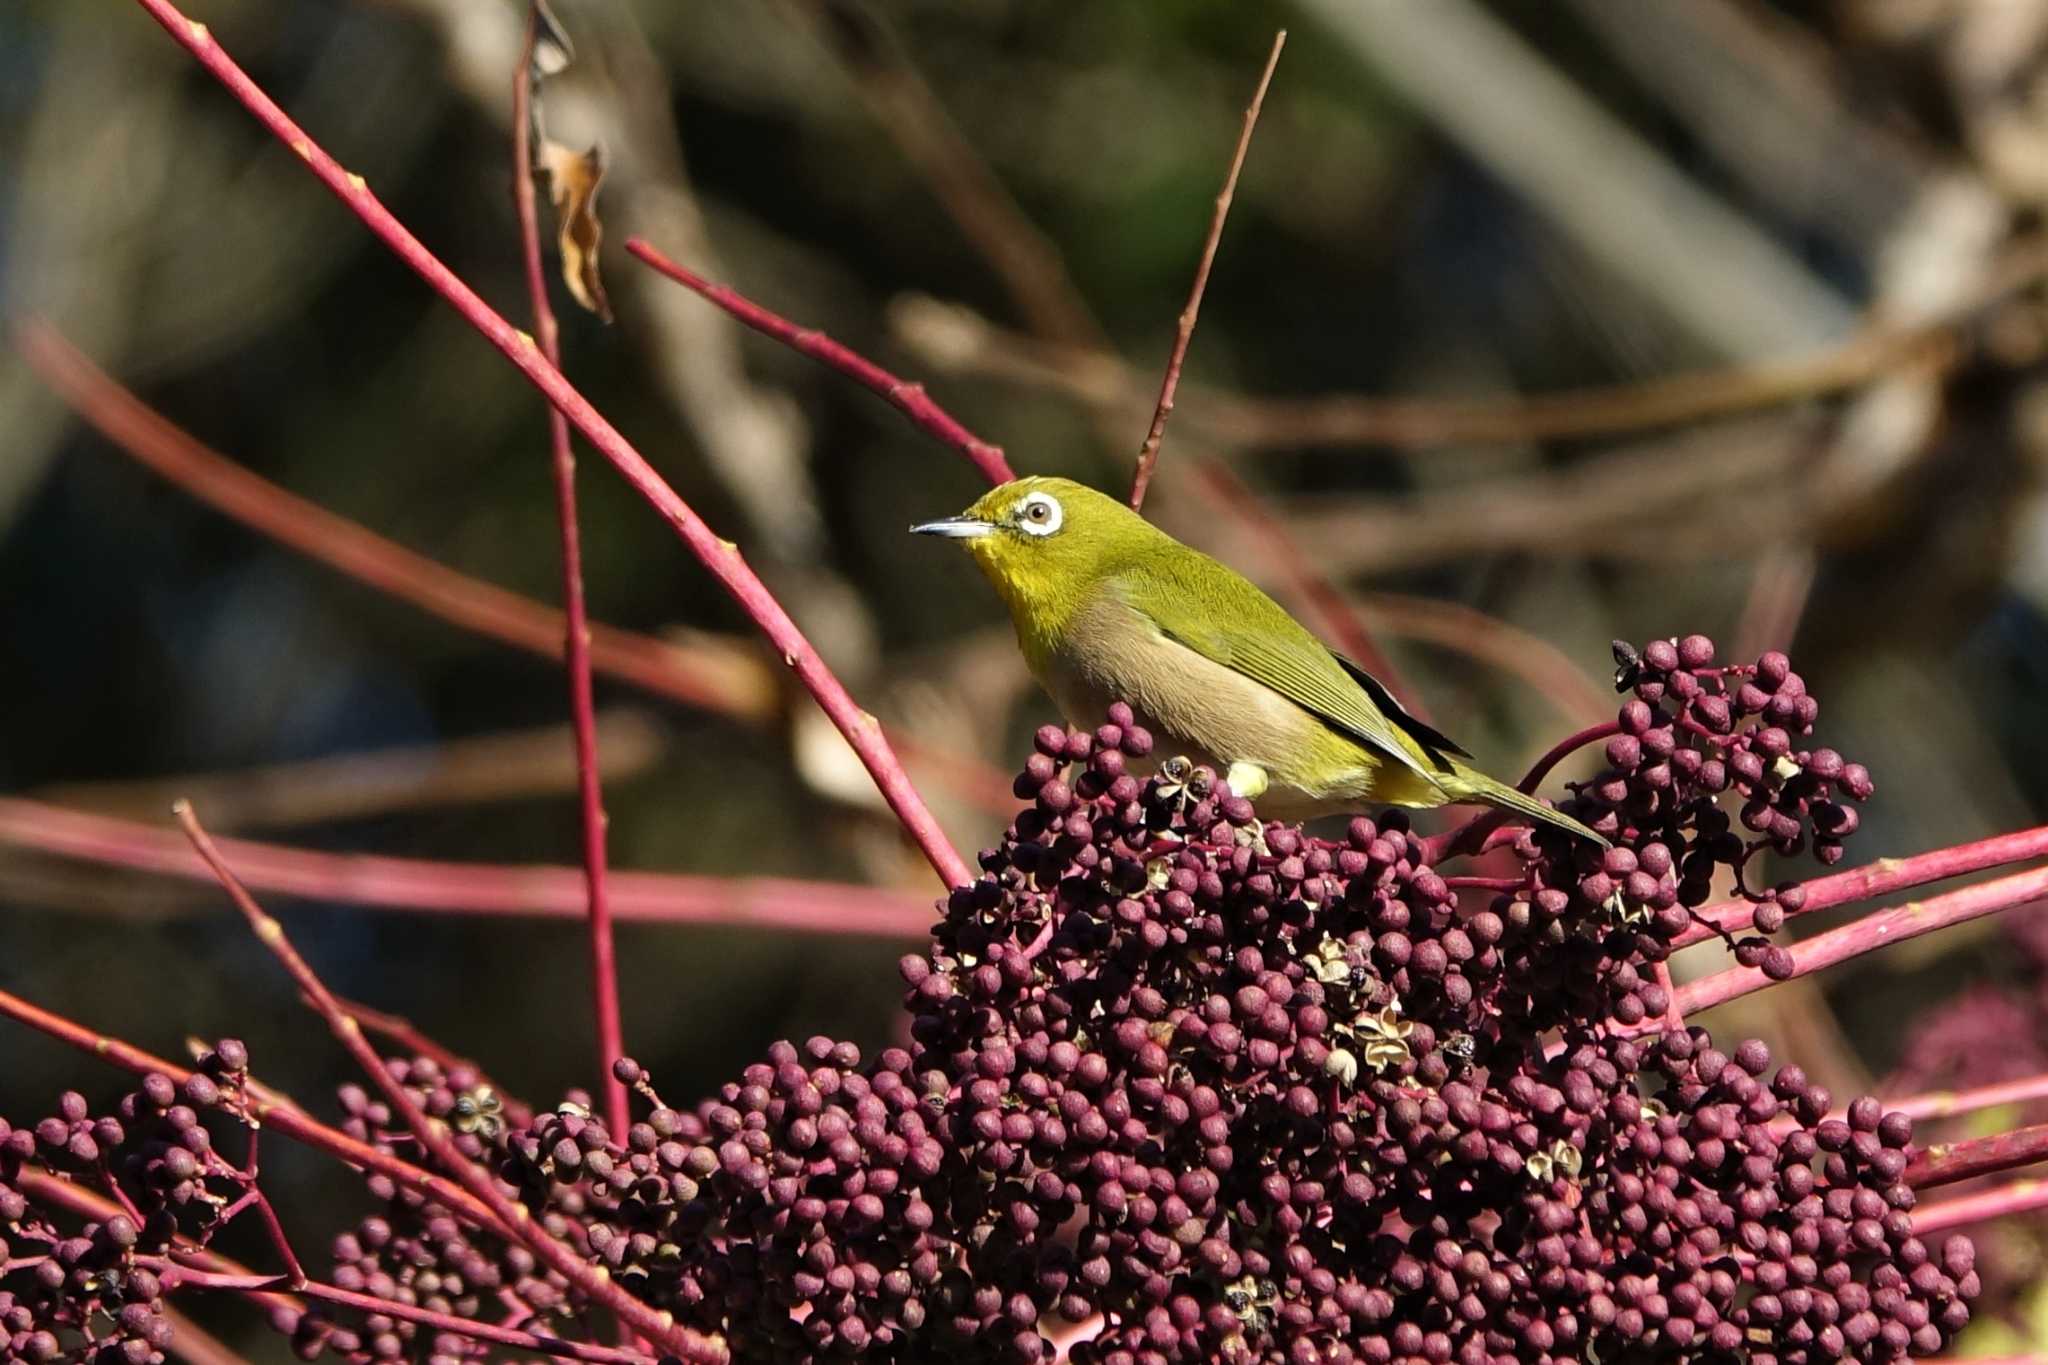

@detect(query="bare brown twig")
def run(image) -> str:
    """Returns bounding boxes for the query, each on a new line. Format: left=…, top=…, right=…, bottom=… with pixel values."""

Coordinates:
left=779, top=0, right=1102, bottom=350
left=897, top=236, right=2048, bottom=453
left=1127, top=31, right=1285, bottom=513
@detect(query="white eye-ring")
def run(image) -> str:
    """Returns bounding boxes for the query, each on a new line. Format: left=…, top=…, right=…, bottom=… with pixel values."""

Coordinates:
left=1015, top=491, right=1064, bottom=537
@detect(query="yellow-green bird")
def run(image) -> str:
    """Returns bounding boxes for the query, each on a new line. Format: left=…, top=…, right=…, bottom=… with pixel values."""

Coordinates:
left=913, top=476, right=1606, bottom=846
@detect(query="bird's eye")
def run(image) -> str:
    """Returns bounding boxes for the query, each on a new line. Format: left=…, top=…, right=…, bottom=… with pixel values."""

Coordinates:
left=1016, top=492, right=1063, bottom=537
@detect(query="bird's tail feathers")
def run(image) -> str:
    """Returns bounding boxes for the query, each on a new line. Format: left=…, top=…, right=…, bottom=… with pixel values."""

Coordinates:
left=1443, top=767, right=1611, bottom=848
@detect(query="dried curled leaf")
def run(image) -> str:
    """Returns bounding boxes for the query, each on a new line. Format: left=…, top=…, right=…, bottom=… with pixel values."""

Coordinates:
left=538, top=138, right=612, bottom=322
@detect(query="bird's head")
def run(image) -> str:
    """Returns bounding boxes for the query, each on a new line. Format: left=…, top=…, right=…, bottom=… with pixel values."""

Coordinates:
left=912, top=477, right=1151, bottom=623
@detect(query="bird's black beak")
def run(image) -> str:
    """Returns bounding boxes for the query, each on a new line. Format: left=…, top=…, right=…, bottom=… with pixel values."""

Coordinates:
left=909, top=516, right=995, bottom=540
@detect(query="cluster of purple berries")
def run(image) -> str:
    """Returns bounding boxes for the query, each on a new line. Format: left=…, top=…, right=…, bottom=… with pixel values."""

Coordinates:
left=0, top=642, right=1982, bottom=1364
left=1489, top=637, right=1879, bottom=1026
left=298, top=662, right=1955, bottom=1363
left=1562, top=637, right=1871, bottom=885
left=0, top=1044, right=252, bottom=1364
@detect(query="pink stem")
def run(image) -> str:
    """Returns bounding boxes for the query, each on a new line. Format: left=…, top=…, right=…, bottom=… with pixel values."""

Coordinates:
left=1128, top=31, right=1285, bottom=512
left=1909, top=1175, right=2048, bottom=1234
left=130, top=0, right=972, bottom=892
left=173, top=802, right=724, bottom=1363
left=156, top=1265, right=654, bottom=1365
left=510, top=4, right=626, bottom=1140
left=1906, top=1121, right=2048, bottom=1190
left=1675, top=822, right=2048, bottom=948
left=0, top=988, right=518, bottom=1245
left=1354, top=592, right=1613, bottom=729
left=1884, top=1071, right=2048, bottom=1123
left=623, top=238, right=1013, bottom=487
left=162, top=1305, right=261, bottom=1365
left=1655, top=865, right=2048, bottom=1025
left=0, top=796, right=932, bottom=937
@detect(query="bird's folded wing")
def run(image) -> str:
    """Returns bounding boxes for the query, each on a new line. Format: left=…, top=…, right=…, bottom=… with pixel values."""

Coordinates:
left=1117, top=573, right=1439, bottom=783
left=1329, top=653, right=1469, bottom=764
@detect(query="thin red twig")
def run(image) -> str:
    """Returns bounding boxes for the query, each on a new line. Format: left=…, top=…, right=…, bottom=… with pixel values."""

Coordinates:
left=1906, top=1121, right=2048, bottom=1190
left=1353, top=593, right=1614, bottom=729
left=1127, top=30, right=1285, bottom=513
left=159, top=1265, right=656, bottom=1365
left=623, top=238, right=1014, bottom=487
left=18, top=1169, right=300, bottom=1321
left=511, top=1, right=626, bottom=1142
left=162, top=1305, right=259, bottom=1365
left=15, top=321, right=770, bottom=721
left=23, top=1171, right=652, bottom=1365
left=130, top=0, right=971, bottom=891
left=0, top=795, right=932, bottom=936
left=0, top=986, right=518, bottom=1245
left=172, top=801, right=726, bottom=1363
left=1517, top=722, right=1624, bottom=795
left=336, top=995, right=533, bottom=1124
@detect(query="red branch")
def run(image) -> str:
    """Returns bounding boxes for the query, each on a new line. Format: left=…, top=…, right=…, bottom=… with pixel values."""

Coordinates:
left=129, top=0, right=971, bottom=891
left=1420, top=720, right=1620, bottom=862
left=15, top=322, right=768, bottom=719
left=1660, top=865, right=2048, bottom=1022
left=1905, top=1121, right=2048, bottom=1190
left=0, top=796, right=931, bottom=937
left=511, top=2, right=626, bottom=1141
left=19, top=1170, right=299, bottom=1320
left=173, top=802, right=725, bottom=1363
left=1127, top=31, right=1285, bottom=513
left=1518, top=722, right=1623, bottom=795
left=1676, top=823, right=2048, bottom=948
left=1909, top=1175, right=2048, bottom=1234
left=623, top=238, right=1014, bottom=487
